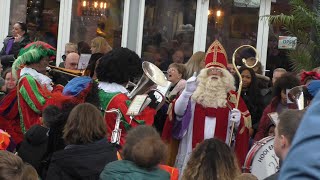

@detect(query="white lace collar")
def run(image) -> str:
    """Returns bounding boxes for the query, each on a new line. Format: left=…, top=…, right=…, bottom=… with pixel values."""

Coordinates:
left=98, top=81, right=128, bottom=95
left=20, top=67, right=53, bottom=91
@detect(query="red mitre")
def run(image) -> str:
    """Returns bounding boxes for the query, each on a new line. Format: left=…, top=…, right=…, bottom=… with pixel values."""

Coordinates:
left=204, top=40, right=228, bottom=69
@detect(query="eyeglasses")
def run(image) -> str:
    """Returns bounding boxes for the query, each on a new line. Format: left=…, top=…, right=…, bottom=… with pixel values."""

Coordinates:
left=167, top=68, right=177, bottom=73
left=207, top=68, right=222, bottom=74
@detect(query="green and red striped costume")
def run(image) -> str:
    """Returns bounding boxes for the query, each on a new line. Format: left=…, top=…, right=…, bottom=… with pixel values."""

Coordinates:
left=99, top=90, right=156, bottom=146
left=17, top=74, right=51, bottom=133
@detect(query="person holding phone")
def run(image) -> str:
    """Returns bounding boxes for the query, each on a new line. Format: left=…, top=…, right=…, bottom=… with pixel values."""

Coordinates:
left=0, top=21, right=31, bottom=70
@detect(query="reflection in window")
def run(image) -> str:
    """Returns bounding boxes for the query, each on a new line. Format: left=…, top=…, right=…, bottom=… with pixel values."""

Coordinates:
left=265, top=0, right=314, bottom=76
left=206, top=0, right=259, bottom=61
left=9, top=0, right=60, bottom=48
left=70, top=0, right=124, bottom=50
left=142, top=0, right=197, bottom=71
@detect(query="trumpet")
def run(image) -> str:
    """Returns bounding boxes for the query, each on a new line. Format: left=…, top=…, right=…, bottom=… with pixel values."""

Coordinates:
left=46, top=65, right=84, bottom=77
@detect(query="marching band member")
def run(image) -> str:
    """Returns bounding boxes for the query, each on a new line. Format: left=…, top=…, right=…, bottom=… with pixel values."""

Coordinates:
left=11, top=41, right=62, bottom=133
left=95, top=47, right=157, bottom=146
left=172, top=40, right=251, bottom=174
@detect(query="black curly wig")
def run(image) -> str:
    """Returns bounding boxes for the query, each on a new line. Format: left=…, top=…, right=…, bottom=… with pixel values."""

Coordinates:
left=96, top=48, right=143, bottom=84
left=273, top=72, right=300, bottom=98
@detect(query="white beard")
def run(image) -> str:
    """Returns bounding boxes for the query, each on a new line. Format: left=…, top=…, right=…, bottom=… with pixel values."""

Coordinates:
left=191, top=68, right=235, bottom=108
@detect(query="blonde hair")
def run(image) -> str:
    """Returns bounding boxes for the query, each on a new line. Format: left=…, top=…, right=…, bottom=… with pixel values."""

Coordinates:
left=91, top=37, right=112, bottom=54
left=65, top=43, right=78, bottom=53
left=184, top=51, right=205, bottom=79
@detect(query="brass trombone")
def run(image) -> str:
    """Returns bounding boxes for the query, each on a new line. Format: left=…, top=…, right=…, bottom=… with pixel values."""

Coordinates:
left=46, top=65, right=85, bottom=77
left=229, top=45, right=259, bottom=146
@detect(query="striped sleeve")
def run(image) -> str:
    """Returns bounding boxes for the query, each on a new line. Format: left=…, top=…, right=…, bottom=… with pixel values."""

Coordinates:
left=18, top=75, right=47, bottom=114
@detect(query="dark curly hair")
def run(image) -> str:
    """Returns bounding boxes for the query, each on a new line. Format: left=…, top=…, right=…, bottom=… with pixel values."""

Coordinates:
left=182, top=138, right=240, bottom=180
left=273, top=72, right=300, bottom=98
left=96, top=48, right=143, bottom=84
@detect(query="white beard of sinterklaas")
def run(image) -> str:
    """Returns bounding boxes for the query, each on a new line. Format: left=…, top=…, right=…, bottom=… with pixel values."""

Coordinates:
left=192, top=68, right=235, bottom=108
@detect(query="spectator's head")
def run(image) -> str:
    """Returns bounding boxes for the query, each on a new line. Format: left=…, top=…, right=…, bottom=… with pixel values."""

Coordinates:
left=246, top=57, right=263, bottom=75
left=184, top=51, right=205, bottom=79
left=122, top=125, right=167, bottom=169
left=13, top=41, right=56, bottom=77
left=63, top=103, right=106, bottom=145
left=274, top=109, right=304, bottom=161
left=0, top=150, right=38, bottom=180
left=77, top=41, right=91, bottom=54
left=91, top=37, right=112, bottom=54
left=96, top=48, right=143, bottom=85
left=300, top=71, right=320, bottom=85
left=64, top=52, right=79, bottom=70
left=167, top=63, right=186, bottom=84
left=237, top=66, right=257, bottom=90
left=2, top=68, right=17, bottom=92
left=84, top=53, right=104, bottom=78
left=64, top=43, right=78, bottom=56
left=172, top=49, right=184, bottom=63
left=12, top=21, right=27, bottom=37
left=227, top=63, right=236, bottom=76
left=236, top=173, right=258, bottom=180
left=272, top=68, right=287, bottom=85
left=182, top=138, right=240, bottom=180
left=273, top=72, right=300, bottom=105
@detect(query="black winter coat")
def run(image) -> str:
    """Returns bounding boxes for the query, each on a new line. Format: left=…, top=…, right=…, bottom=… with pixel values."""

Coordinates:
left=18, top=125, right=49, bottom=175
left=0, top=35, right=31, bottom=70
left=46, top=138, right=117, bottom=180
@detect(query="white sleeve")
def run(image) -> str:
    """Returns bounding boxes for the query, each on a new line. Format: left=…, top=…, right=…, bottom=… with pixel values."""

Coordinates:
left=174, top=89, right=193, bottom=117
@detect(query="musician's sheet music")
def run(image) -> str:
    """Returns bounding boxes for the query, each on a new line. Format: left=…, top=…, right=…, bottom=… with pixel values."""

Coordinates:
left=268, top=112, right=279, bottom=125
left=78, top=54, right=91, bottom=70
left=126, top=95, right=151, bottom=116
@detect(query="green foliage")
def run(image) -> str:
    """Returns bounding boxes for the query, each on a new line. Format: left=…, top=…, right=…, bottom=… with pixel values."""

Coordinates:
left=268, top=0, right=320, bottom=72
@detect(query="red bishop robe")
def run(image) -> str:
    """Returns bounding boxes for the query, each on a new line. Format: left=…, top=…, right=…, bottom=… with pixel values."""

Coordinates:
left=174, top=90, right=251, bottom=170
left=192, top=90, right=251, bottom=166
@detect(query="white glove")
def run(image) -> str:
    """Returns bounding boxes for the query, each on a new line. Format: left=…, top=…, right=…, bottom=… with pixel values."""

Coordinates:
left=185, top=72, right=198, bottom=93
left=230, top=108, right=241, bottom=127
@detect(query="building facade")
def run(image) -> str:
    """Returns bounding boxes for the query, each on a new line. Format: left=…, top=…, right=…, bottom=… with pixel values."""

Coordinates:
left=0, top=0, right=313, bottom=75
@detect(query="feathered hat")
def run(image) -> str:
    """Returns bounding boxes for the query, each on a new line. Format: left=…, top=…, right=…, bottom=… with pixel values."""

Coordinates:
left=62, top=76, right=94, bottom=103
left=0, top=129, right=11, bottom=150
left=204, top=40, right=228, bottom=69
left=12, top=41, right=56, bottom=78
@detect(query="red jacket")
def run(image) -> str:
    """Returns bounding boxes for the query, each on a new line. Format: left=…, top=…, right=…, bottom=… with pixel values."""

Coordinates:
left=254, top=97, right=297, bottom=141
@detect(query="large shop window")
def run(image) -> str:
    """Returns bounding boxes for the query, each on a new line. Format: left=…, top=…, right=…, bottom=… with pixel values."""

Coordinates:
left=69, top=0, right=124, bottom=50
left=265, top=0, right=313, bottom=77
left=9, top=0, right=60, bottom=48
left=206, top=0, right=259, bottom=62
left=142, top=0, right=197, bottom=71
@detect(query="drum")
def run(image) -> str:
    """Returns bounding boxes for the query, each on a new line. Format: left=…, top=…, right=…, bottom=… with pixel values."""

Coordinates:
left=243, top=136, right=280, bottom=180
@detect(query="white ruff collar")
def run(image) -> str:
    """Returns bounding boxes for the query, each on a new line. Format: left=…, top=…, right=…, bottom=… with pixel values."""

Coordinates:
left=20, top=67, right=53, bottom=91
left=98, top=82, right=128, bottom=95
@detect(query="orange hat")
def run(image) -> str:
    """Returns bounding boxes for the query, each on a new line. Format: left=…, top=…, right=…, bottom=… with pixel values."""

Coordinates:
left=0, top=129, right=11, bottom=150
left=204, top=40, right=228, bottom=69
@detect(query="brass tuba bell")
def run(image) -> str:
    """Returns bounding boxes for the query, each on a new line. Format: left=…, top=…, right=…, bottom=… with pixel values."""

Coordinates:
left=288, top=85, right=308, bottom=110
left=128, top=61, right=169, bottom=111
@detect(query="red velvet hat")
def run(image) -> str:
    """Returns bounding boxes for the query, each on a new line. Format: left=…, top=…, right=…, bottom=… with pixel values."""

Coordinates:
left=204, top=40, right=228, bottom=69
